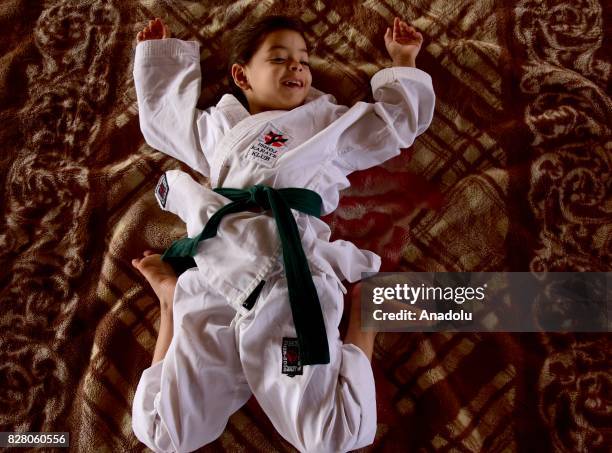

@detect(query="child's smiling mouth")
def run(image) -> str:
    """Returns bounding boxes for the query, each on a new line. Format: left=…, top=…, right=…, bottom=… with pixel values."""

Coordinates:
left=281, top=79, right=304, bottom=89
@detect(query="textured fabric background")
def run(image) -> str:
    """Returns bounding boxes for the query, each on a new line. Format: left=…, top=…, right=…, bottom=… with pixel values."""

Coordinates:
left=0, top=0, right=610, bottom=451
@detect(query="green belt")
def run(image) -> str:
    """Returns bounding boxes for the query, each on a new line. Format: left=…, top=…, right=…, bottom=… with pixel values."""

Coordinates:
left=160, top=184, right=330, bottom=366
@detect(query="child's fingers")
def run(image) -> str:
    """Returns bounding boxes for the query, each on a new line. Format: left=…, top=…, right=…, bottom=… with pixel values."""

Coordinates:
left=388, top=17, right=424, bottom=46
left=153, top=18, right=171, bottom=38
left=398, top=26, right=410, bottom=40
left=161, top=21, right=171, bottom=38
left=397, top=18, right=416, bottom=31
left=152, top=18, right=163, bottom=37
left=142, top=23, right=152, bottom=36
left=137, top=18, right=171, bottom=41
left=401, top=22, right=420, bottom=39
left=385, top=27, right=393, bottom=46
left=393, top=17, right=400, bottom=40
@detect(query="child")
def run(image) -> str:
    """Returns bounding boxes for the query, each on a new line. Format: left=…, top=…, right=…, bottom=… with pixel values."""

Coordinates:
left=131, top=14, right=434, bottom=453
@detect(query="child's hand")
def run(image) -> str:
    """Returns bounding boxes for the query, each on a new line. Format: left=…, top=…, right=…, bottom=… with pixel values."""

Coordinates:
left=136, top=17, right=171, bottom=43
left=384, top=17, right=423, bottom=67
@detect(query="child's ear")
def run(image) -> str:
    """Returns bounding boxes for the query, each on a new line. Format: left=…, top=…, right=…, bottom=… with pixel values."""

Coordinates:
left=231, top=64, right=250, bottom=90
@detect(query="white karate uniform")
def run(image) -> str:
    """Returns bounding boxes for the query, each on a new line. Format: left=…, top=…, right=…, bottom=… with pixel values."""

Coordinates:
left=131, top=38, right=435, bottom=453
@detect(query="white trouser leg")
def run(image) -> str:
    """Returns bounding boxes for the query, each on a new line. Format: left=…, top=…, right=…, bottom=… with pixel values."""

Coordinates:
left=236, top=267, right=377, bottom=453
left=132, top=269, right=252, bottom=452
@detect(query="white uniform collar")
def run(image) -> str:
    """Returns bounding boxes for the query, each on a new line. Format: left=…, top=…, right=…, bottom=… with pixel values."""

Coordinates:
left=216, top=86, right=333, bottom=126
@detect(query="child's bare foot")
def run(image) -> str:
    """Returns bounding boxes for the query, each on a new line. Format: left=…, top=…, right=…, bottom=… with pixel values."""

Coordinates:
left=344, top=282, right=377, bottom=361
left=136, top=17, right=171, bottom=43
left=132, top=250, right=178, bottom=310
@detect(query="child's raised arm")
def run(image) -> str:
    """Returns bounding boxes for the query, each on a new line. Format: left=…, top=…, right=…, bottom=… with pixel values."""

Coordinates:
left=133, top=20, right=225, bottom=178
left=330, top=17, right=434, bottom=175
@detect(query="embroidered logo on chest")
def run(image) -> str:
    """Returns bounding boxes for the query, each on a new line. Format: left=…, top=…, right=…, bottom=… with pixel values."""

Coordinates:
left=245, top=123, right=293, bottom=168
left=281, top=337, right=302, bottom=377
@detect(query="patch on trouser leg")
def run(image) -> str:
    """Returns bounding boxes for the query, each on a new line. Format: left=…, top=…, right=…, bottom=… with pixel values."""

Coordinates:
left=155, top=173, right=169, bottom=209
left=281, top=337, right=302, bottom=377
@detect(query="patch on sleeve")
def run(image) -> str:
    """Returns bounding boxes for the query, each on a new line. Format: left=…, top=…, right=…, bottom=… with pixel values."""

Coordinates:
left=281, top=337, right=302, bottom=377
left=155, top=173, right=169, bottom=209
left=245, top=123, right=293, bottom=168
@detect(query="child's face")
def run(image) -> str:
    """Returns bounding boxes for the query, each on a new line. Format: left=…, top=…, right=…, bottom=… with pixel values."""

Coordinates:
left=232, top=29, right=312, bottom=114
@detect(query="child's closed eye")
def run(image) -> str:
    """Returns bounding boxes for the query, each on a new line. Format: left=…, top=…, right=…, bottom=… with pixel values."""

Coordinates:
left=271, top=58, right=310, bottom=66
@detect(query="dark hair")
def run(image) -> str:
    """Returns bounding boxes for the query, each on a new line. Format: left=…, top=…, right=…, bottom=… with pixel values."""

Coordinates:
left=225, top=15, right=309, bottom=111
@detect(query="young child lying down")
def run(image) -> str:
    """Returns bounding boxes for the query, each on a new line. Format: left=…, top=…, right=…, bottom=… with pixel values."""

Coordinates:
left=130, top=14, right=434, bottom=453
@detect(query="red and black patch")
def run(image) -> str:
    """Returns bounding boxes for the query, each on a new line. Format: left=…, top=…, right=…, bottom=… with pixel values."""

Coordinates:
left=155, top=173, right=169, bottom=208
left=263, top=131, right=289, bottom=147
left=281, top=337, right=302, bottom=377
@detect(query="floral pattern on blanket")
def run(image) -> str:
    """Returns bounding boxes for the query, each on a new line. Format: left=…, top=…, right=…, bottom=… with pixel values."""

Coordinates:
left=1, top=0, right=609, bottom=451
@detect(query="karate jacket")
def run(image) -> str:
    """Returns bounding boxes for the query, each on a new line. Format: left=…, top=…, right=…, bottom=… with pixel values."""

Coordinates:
left=133, top=37, right=435, bottom=315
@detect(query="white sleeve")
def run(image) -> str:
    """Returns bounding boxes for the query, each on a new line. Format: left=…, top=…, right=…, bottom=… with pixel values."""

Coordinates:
left=333, top=66, right=435, bottom=173
left=132, top=38, right=225, bottom=177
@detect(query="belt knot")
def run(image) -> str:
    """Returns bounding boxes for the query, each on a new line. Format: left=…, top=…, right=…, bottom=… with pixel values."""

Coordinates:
left=248, top=185, right=270, bottom=207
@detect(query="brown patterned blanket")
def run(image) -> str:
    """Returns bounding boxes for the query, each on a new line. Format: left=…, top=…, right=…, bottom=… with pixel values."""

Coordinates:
left=1, top=0, right=609, bottom=451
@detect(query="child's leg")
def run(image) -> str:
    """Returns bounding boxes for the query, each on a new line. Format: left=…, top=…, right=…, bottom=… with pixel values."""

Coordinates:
left=236, top=270, right=377, bottom=453
left=344, top=282, right=377, bottom=361
left=132, top=251, right=178, bottom=364
left=131, top=265, right=252, bottom=452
